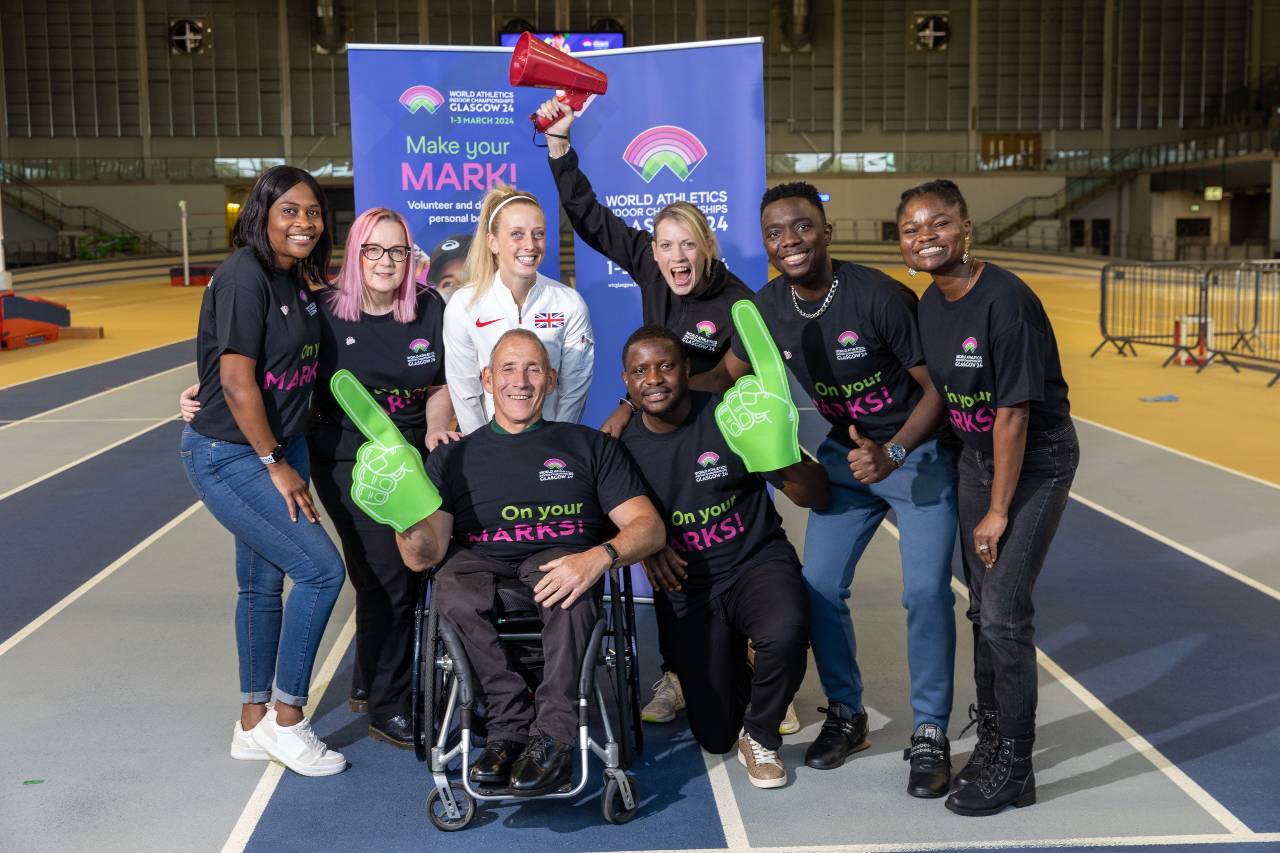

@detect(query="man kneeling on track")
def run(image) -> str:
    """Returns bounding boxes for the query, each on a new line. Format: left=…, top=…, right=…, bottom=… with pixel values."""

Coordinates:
left=332, top=329, right=664, bottom=796
left=618, top=319, right=830, bottom=789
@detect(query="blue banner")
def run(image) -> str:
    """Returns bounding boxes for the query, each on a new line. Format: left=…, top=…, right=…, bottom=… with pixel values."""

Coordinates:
left=564, top=39, right=767, bottom=426
left=348, top=46, right=562, bottom=284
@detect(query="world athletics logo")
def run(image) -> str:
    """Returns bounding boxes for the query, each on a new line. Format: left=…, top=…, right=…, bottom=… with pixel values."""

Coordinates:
left=962, top=336, right=978, bottom=354
left=540, top=457, right=574, bottom=481
left=622, top=125, right=708, bottom=183
left=409, top=338, right=430, bottom=354
left=399, top=85, right=445, bottom=115
left=543, top=458, right=567, bottom=471
left=695, top=320, right=717, bottom=337
left=697, top=452, right=720, bottom=468
left=838, top=330, right=859, bottom=347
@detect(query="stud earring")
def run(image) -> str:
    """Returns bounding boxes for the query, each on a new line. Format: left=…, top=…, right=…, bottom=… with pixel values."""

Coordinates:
left=907, top=267, right=918, bottom=277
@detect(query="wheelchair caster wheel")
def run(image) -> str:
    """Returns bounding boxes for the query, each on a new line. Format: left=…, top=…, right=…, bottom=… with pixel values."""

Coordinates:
left=601, top=772, right=639, bottom=824
left=426, top=783, right=475, bottom=831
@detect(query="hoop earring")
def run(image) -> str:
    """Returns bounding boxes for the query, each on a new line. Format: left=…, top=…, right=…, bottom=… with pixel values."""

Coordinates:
left=907, top=267, right=918, bottom=277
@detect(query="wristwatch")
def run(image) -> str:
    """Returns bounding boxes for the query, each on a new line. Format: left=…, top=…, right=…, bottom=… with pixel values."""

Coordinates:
left=601, top=541, right=620, bottom=569
left=884, top=442, right=907, bottom=469
left=259, top=443, right=287, bottom=466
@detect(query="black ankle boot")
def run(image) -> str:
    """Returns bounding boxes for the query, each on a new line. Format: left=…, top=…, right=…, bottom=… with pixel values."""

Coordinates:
left=953, top=705, right=999, bottom=788
left=945, top=735, right=1035, bottom=816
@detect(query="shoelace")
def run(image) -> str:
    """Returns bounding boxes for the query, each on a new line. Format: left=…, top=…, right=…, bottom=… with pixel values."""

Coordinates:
left=957, top=706, right=998, bottom=765
left=744, top=734, right=781, bottom=767
left=291, top=719, right=327, bottom=755
left=650, top=677, right=677, bottom=703
left=906, top=734, right=946, bottom=767
left=524, top=735, right=554, bottom=763
left=816, top=706, right=858, bottom=737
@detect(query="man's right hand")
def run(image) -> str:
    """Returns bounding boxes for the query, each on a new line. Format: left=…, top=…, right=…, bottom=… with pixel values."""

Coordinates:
left=641, top=546, right=688, bottom=592
left=331, top=369, right=441, bottom=532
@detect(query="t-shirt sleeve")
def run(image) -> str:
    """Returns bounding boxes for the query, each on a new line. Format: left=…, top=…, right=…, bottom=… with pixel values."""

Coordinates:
left=424, top=444, right=454, bottom=515
left=990, top=318, right=1048, bottom=408
left=591, top=432, right=648, bottom=515
left=211, top=259, right=268, bottom=361
left=876, top=282, right=926, bottom=369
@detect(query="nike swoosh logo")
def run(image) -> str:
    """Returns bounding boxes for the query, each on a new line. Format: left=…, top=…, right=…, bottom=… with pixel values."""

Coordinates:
left=475, top=317, right=504, bottom=328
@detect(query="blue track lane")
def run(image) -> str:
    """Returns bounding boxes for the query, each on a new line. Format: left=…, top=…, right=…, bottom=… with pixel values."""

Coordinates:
left=0, top=338, right=194, bottom=421
left=0, top=420, right=190, bottom=643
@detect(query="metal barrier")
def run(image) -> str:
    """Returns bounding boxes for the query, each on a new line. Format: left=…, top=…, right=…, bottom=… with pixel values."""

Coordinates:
left=1093, top=261, right=1280, bottom=386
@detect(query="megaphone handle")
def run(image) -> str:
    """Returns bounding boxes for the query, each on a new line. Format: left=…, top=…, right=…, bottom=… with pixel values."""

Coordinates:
left=528, top=90, right=589, bottom=133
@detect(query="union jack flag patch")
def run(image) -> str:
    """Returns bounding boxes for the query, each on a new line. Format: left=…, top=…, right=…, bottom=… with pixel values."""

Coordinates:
left=534, top=312, right=565, bottom=328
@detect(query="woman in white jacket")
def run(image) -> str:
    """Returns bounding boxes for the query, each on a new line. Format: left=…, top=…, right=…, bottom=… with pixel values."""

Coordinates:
left=443, top=184, right=594, bottom=433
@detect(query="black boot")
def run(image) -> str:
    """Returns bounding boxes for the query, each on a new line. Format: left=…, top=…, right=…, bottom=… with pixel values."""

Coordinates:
left=945, top=735, right=1035, bottom=816
left=368, top=714, right=415, bottom=749
left=953, top=705, right=999, bottom=788
left=903, top=722, right=950, bottom=798
left=803, top=705, right=870, bottom=770
left=347, top=686, right=368, bottom=714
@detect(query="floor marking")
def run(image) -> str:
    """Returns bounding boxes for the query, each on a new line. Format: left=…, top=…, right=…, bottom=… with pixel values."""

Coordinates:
left=1072, top=414, right=1280, bottom=492
left=1, top=416, right=180, bottom=424
left=701, top=751, right=750, bottom=850
left=877, top=520, right=1254, bottom=838
left=220, top=609, right=358, bottom=853
left=612, top=831, right=1280, bottom=852
left=0, top=361, right=193, bottom=429
left=1069, top=490, right=1280, bottom=603
left=0, top=501, right=202, bottom=659
left=0, top=417, right=178, bottom=502
left=0, top=339, right=194, bottom=392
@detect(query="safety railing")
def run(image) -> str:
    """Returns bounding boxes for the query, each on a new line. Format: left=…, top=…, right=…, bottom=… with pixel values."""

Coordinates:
left=1093, top=261, right=1280, bottom=386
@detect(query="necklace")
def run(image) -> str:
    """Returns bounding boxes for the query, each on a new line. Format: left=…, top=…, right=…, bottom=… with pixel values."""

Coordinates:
left=791, top=276, right=839, bottom=320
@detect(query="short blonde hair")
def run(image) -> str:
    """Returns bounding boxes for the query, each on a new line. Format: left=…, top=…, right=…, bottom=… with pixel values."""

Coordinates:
left=653, top=201, right=720, bottom=281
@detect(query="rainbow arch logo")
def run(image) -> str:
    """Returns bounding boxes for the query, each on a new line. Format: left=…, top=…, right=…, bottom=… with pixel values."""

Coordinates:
left=962, top=336, right=978, bottom=354
left=543, top=458, right=567, bottom=471
left=695, top=320, right=717, bottom=337
left=409, top=338, right=430, bottom=354
left=697, top=452, right=720, bottom=468
left=399, top=85, right=445, bottom=115
left=838, top=330, right=860, bottom=347
left=622, top=125, right=708, bottom=183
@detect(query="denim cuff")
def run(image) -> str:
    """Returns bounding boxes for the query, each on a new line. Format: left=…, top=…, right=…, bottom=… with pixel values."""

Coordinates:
left=241, top=690, right=273, bottom=705
left=272, top=686, right=307, bottom=708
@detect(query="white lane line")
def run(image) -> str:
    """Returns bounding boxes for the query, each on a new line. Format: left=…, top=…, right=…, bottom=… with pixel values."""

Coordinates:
left=0, top=361, right=194, bottom=430
left=1073, top=414, right=1280, bottom=492
left=0, top=338, right=193, bottom=391
left=0, top=501, right=203, bottom=659
left=610, top=831, right=1280, bottom=852
left=220, top=609, right=358, bottom=853
left=701, top=751, right=750, bottom=850
left=2, top=417, right=178, bottom=424
left=1069, top=490, right=1280, bottom=603
left=878, top=520, right=1253, bottom=838
left=0, top=416, right=179, bottom=502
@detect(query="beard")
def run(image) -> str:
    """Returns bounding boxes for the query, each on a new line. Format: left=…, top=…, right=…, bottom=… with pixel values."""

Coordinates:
left=781, top=253, right=828, bottom=289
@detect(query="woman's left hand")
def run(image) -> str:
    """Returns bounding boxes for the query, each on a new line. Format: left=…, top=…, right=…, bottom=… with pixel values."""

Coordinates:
left=973, top=510, right=1008, bottom=569
left=425, top=429, right=463, bottom=451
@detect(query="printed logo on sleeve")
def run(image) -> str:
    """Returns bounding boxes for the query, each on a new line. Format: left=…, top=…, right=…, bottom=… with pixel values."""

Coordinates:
left=300, top=289, right=317, bottom=316
left=681, top=319, right=721, bottom=352
left=407, top=338, right=437, bottom=366
left=534, top=312, right=566, bottom=329
left=955, top=336, right=983, bottom=368
left=834, top=329, right=868, bottom=360
left=539, top=457, right=575, bottom=482
left=694, top=450, right=729, bottom=483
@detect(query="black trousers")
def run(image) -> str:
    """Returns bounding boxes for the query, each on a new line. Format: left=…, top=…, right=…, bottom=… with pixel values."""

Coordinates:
left=958, top=422, right=1078, bottom=739
left=664, top=558, right=810, bottom=752
left=311, top=458, right=418, bottom=719
left=434, top=546, right=600, bottom=745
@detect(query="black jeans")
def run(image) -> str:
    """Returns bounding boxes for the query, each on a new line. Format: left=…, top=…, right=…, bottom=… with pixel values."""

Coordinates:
left=958, top=422, right=1079, bottom=739
left=311, top=458, right=418, bottom=719
left=664, top=558, right=810, bottom=752
left=434, top=546, right=600, bottom=746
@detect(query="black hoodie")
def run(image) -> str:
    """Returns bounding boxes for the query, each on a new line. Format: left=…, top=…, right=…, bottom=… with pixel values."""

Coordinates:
left=550, top=147, right=753, bottom=374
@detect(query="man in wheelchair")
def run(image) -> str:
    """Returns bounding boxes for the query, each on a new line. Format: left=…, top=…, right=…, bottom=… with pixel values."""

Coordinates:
left=342, top=329, right=665, bottom=796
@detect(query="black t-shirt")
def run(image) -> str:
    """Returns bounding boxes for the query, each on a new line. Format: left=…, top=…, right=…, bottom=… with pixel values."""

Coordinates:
left=307, top=289, right=447, bottom=462
left=550, top=148, right=753, bottom=374
left=425, top=421, right=648, bottom=565
left=620, top=392, right=798, bottom=616
left=731, top=259, right=925, bottom=447
left=190, top=247, right=321, bottom=443
left=917, top=263, right=1071, bottom=453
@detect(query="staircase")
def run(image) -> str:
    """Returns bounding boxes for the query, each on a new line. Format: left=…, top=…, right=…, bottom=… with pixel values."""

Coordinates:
left=974, top=165, right=1137, bottom=247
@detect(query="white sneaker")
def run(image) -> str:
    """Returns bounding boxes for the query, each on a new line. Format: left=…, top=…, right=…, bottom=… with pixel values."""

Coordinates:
left=251, top=714, right=348, bottom=777
left=231, top=720, right=270, bottom=760
left=641, top=671, right=686, bottom=723
left=737, top=729, right=786, bottom=789
left=779, top=702, right=800, bottom=736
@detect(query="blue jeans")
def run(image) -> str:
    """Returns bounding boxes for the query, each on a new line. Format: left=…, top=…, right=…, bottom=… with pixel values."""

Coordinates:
left=803, top=437, right=958, bottom=729
left=180, top=426, right=345, bottom=706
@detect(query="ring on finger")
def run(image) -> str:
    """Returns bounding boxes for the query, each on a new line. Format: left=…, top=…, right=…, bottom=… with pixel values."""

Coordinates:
left=978, top=544, right=990, bottom=551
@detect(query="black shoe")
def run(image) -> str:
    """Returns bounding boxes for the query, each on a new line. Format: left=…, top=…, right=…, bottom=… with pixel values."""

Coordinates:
left=368, top=714, right=414, bottom=750
left=953, top=705, right=999, bottom=789
left=803, top=705, right=870, bottom=770
left=509, top=734, right=575, bottom=796
left=347, top=687, right=368, bottom=714
left=903, top=722, right=951, bottom=798
left=945, top=735, right=1036, bottom=816
left=468, top=739, right=524, bottom=786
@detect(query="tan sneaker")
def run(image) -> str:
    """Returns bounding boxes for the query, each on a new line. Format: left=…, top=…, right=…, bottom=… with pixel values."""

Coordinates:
left=779, top=702, right=800, bottom=735
left=641, top=671, right=685, bottom=723
left=737, top=729, right=786, bottom=789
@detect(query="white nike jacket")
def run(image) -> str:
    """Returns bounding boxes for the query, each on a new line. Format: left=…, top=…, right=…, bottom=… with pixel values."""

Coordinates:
left=442, top=272, right=595, bottom=434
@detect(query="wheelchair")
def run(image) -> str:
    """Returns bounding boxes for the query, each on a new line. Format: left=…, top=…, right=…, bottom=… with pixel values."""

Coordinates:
left=410, top=562, right=645, bottom=831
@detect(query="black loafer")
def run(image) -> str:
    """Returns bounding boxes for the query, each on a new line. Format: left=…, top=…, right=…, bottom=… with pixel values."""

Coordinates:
left=804, top=705, right=870, bottom=770
left=904, top=722, right=951, bottom=798
left=509, top=735, right=574, bottom=796
left=368, top=714, right=415, bottom=750
left=348, top=687, right=369, bottom=714
left=469, top=739, right=524, bottom=786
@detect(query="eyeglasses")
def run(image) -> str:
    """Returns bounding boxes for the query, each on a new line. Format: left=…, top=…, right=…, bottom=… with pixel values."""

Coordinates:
left=360, top=244, right=410, bottom=262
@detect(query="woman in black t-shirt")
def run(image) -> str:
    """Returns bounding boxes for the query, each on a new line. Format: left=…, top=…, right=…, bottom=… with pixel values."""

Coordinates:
left=898, top=179, right=1077, bottom=817
left=179, top=166, right=348, bottom=778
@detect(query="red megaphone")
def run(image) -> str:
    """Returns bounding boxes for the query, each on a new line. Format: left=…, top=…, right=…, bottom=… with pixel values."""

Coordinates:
left=508, top=31, right=608, bottom=132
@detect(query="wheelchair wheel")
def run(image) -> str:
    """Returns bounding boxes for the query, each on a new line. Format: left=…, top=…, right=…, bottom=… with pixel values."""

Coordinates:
left=410, top=584, right=433, bottom=761
left=600, top=771, right=639, bottom=825
left=425, top=782, right=475, bottom=831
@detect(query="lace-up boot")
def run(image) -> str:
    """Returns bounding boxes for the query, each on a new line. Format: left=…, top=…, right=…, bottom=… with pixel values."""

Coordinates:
left=945, top=734, right=1035, bottom=816
left=953, top=705, right=999, bottom=788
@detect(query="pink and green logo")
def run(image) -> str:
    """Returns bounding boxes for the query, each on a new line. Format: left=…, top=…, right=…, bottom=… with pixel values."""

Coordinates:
left=409, top=338, right=430, bottom=354
left=962, top=336, right=978, bottom=354
left=695, top=320, right=717, bottom=337
left=543, top=458, right=567, bottom=471
left=622, top=125, right=708, bottom=183
left=697, top=451, right=720, bottom=468
left=837, top=330, right=859, bottom=347
left=399, top=85, right=445, bottom=115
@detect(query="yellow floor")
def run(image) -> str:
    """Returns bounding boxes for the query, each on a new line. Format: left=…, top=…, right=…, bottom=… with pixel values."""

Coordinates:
left=3, top=266, right=1277, bottom=485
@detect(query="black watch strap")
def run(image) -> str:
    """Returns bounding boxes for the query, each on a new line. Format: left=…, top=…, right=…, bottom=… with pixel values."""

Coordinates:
left=601, top=541, right=620, bottom=568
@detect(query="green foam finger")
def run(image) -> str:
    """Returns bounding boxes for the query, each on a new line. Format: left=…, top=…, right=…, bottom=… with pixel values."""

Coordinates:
left=331, top=369, right=404, bottom=450
left=731, top=301, right=791, bottom=403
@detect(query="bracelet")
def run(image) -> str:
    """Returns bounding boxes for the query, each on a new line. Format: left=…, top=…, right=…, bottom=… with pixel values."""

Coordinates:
left=618, top=396, right=638, bottom=413
left=544, top=131, right=570, bottom=140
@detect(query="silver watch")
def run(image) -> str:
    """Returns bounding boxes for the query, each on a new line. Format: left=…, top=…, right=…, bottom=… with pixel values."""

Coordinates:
left=884, top=442, right=907, bottom=468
